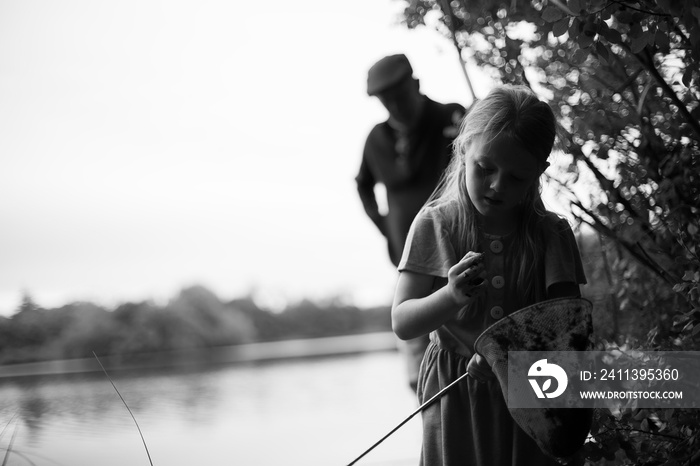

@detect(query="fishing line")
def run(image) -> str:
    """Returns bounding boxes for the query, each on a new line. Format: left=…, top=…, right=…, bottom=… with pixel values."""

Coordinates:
left=347, top=370, right=471, bottom=466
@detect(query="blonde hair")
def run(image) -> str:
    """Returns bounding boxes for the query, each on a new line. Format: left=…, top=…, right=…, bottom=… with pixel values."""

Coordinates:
left=427, top=85, right=557, bottom=308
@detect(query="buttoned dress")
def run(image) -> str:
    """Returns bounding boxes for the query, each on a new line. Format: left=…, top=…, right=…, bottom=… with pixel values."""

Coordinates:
left=397, top=201, right=587, bottom=466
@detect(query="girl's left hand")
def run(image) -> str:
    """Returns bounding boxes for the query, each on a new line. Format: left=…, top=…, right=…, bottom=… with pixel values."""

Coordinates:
left=467, top=353, right=494, bottom=382
left=446, top=251, right=486, bottom=306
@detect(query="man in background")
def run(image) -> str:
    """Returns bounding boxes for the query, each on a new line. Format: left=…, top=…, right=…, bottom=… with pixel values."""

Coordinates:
left=356, top=54, right=466, bottom=392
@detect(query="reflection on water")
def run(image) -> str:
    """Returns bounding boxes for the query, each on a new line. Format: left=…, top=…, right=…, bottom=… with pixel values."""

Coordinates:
left=0, top=351, right=421, bottom=466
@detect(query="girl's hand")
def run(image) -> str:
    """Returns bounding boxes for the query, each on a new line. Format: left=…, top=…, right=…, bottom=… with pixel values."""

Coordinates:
left=446, top=251, right=486, bottom=306
left=467, top=353, right=494, bottom=382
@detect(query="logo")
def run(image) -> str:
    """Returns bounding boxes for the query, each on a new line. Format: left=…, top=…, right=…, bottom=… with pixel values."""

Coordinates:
left=528, top=359, right=568, bottom=399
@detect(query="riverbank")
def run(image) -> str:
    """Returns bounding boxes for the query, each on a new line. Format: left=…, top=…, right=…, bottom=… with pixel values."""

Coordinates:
left=0, top=331, right=399, bottom=378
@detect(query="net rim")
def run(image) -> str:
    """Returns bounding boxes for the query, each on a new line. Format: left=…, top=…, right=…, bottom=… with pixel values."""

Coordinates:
left=474, top=297, right=592, bottom=354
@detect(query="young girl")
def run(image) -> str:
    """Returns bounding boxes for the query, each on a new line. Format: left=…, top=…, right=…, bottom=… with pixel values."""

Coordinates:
left=392, top=85, right=587, bottom=466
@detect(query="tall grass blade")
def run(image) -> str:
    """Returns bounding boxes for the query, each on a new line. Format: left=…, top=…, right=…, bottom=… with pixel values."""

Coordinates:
left=93, top=352, right=154, bottom=466
left=1, top=417, right=19, bottom=466
left=1, top=449, right=37, bottom=466
left=0, top=414, right=17, bottom=441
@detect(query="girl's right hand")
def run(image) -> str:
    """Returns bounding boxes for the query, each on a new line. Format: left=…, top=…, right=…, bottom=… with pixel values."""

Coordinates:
left=467, top=353, right=494, bottom=382
left=446, top=251, right=486, bottom=307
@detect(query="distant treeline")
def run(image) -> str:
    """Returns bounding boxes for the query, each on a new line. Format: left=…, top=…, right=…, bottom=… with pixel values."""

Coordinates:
left=0, top=286, right=391, bottom=365
left=0, top=227, right=658, bottom=367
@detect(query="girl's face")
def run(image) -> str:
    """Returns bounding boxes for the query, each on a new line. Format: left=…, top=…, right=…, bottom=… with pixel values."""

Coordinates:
left=464, top=135, right=545, bottom=223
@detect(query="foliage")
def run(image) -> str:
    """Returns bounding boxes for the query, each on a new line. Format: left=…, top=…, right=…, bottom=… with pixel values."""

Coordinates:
left=399, top=0, right=699, bottom=463
left=232, top=297, right=391, bottom=341
left=401, top=0, right=698, bottom=286
left=0, top=287, right=392, bottom=365
left=577, top=227, right=682, bottom=342
left=575, top=397, right=700, bottom=465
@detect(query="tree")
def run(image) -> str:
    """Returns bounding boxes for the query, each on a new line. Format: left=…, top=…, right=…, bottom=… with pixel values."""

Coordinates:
left=399, top=0, right=700, bottom=463
left=401, top=0, right=699, bottom=329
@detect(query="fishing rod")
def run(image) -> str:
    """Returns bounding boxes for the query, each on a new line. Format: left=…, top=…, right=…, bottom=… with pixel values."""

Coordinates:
left=346, top=370, right=471, bottom=466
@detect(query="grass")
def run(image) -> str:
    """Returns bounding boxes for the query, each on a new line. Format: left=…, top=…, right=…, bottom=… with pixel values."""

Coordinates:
left=93, top=352, right=154, bottom=466
left=0, top=414, right=26, bottom=466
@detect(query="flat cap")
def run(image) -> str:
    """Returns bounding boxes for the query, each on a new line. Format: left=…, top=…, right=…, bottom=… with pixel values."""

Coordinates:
left=367, top=54, right=413, bottom=96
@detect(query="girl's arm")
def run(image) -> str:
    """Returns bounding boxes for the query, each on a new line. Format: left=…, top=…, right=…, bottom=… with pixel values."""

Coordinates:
left=391, top=271, right=459, bottom=340
left=392, top=251, right=486, bottom=340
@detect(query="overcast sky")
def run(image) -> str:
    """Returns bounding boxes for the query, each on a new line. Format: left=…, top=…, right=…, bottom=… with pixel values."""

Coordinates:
left=0, top=0, right=500, bottom=314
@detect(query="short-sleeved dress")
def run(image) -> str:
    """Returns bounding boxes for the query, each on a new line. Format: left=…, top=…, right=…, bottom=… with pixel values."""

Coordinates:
left=397, top=201, right=587, bottom=466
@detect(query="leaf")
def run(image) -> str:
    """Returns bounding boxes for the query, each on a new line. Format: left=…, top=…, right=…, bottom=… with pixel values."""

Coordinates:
left=542, top=379, right=552, bottom=391
left=655, top=30, right=671, bottom=53
left=597, top=143, right=610, bottom=158
left=553, top=17, right=570, bottom=37
left=568, top=0, right=581, bottom=14
left=596, top=42, right=610, bottom=65
left=569, top=18, right=582, bottom=40
left=629, top=23, right=643, bottom=39
left=631, top=34, right=649, bottom=53
left=571, top=48, right=589, bottom=64
left=682, top=68, right=694, bottom=87
left=578, top=34, right=595, bottom=48
left=641, top=418, right=650, bottom=431
left=617, top=10, right=634, bottom=23
left=543, top=6, right=564, bottom=22
left=583, top=19, right=598, bottom=37
left=601, top=3, right=619, bottom=21
left=673, top=313, right=691, bottom=329
left=603, top=28, right=622, bottom=44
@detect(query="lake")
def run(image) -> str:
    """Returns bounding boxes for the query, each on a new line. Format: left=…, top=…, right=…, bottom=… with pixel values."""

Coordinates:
left=0, top=349, right=422, bottom=466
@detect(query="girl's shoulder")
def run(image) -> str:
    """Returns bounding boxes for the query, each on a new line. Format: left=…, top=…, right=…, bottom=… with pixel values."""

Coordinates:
left=538, top=210, right=576, bottom=237
left=412, top=201, right=460, bottom=237
left=420, top=198, right=462, bottom=220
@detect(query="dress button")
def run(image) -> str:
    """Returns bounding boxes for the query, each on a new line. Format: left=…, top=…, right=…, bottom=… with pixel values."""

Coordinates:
left=491, top=275, right=505, bottom=289
left=490, top=306, right=504, bottom=319
left=490, top=240, right=504, bottom=254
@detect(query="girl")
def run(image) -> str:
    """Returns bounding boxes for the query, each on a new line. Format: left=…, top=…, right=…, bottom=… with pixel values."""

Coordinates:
left=392, top=85, right=587, bottom=466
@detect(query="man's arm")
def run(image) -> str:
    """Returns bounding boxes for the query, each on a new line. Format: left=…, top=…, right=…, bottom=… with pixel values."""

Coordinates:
left=356, top=153, right=388, bottom=237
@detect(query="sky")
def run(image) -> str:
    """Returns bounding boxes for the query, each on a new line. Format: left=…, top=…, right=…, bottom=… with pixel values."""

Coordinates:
left=0, top=0, right=500, bottom=315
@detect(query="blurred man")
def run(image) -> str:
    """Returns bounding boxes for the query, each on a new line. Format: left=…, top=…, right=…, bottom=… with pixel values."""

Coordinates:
left=356, top=54, right=466, bottom=392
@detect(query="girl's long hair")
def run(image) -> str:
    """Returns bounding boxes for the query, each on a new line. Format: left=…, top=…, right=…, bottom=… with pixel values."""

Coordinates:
left=426, top=85, right=558, bottom=309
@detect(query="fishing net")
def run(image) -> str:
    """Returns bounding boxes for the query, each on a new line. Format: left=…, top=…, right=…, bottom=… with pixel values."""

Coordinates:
left=474, top=297, right=594, bottom=460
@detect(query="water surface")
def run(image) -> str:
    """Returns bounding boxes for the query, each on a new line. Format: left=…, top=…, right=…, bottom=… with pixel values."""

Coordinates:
left=0, top=351, right=421, bottom=466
